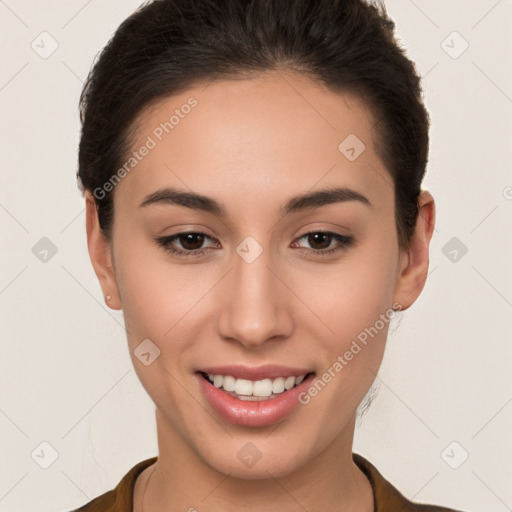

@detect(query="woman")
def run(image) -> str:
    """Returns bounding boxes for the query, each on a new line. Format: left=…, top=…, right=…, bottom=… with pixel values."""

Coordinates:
left=72, top=0, right=465, bottom=510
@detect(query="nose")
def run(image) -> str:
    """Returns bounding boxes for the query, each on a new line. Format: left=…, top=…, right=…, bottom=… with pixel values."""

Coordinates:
left=217, top=242, right=293, bottom=349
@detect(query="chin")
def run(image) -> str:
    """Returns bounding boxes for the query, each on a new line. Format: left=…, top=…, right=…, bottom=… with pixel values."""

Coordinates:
left=208, top=449, right=308, bottom=480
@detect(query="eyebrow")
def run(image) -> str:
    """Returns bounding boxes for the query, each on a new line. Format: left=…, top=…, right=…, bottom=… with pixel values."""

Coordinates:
left=139, top=186, right=372, bottom=217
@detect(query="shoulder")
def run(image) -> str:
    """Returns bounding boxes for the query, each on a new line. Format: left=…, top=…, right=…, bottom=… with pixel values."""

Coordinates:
left=353, top=453, right=468, bottom=512
left=67, top=456, right=158, bottom=512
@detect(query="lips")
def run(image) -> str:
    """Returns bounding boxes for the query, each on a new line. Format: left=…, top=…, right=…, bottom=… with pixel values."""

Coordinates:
left=195, top=365, right=316, bottom=427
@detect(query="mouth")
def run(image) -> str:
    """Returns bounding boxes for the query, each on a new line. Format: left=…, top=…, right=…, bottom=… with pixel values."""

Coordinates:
left=198, top=371, right=315, bottom=401
left=195, top=367, right=316, bottom=427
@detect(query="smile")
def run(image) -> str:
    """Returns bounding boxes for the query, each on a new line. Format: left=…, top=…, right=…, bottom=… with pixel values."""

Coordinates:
left=196, top=366, right=316, bottom=427
left=200, top=372, right=309, bottom=401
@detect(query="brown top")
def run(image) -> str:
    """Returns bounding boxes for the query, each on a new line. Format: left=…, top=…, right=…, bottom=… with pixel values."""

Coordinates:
left=69, top=453, right=465, bottom=512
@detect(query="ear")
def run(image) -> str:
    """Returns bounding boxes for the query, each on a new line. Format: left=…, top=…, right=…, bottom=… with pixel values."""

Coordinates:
left=84, top=190, right=122, bottom=310
left=392, top=190, right=436, bottom=311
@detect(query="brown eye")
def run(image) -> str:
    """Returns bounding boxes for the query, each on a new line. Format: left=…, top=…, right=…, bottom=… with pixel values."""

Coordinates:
left=292, top=231, right=354, bottom=257
left=155, top=231, right=218, bottom=257
left=178, top=233, right=206, bottom=251
left=306, top=232, right=334, bottom=250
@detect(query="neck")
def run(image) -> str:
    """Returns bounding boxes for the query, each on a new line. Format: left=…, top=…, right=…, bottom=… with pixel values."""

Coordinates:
left=138, top=409, right=373, bottom=512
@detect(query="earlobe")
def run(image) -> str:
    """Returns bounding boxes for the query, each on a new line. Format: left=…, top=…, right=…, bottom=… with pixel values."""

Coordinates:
left=392, top=190, right=436, bottom=311
left=84, top=191, right=122, bottom=310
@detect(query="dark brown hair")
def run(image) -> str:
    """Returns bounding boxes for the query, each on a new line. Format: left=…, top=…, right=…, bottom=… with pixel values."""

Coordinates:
left=77, top=0, right=429, bottom=249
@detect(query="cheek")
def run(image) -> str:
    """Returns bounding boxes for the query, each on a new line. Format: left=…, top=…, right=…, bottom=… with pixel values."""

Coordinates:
left=309, top=235, right=399, bottom=388
left=113, top=234, right=205, bottom=340
left=315, top=239, right=398, bottom=341
left=112, top=245, right=205, bottom=422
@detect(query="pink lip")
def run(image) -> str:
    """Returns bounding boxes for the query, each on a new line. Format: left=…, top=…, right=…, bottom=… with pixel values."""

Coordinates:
left=196, top=371, right=315, bottom=427
left=197, top=364, right=313, bottom=381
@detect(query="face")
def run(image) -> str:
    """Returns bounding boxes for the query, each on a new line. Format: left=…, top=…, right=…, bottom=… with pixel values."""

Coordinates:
left=86, top=70, right=433, bottom=479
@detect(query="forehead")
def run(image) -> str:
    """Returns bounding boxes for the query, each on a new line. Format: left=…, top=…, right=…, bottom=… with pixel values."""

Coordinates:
left=115, top=71, right=392, bottom=212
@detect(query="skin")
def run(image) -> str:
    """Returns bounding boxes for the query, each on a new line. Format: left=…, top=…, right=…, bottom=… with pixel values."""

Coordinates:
left=85, top=70, right=435, bottom=512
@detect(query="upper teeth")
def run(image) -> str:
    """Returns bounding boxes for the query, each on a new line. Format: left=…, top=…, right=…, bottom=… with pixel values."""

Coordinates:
left=207, top=374, right=307, bottom=397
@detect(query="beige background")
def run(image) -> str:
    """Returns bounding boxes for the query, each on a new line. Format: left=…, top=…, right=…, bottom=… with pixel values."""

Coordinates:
left=1, top=1, right=511, bottom=511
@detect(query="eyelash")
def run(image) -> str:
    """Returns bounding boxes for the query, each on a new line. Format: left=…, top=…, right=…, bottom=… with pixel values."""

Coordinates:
left=155, top=230, right=354, bottom=258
